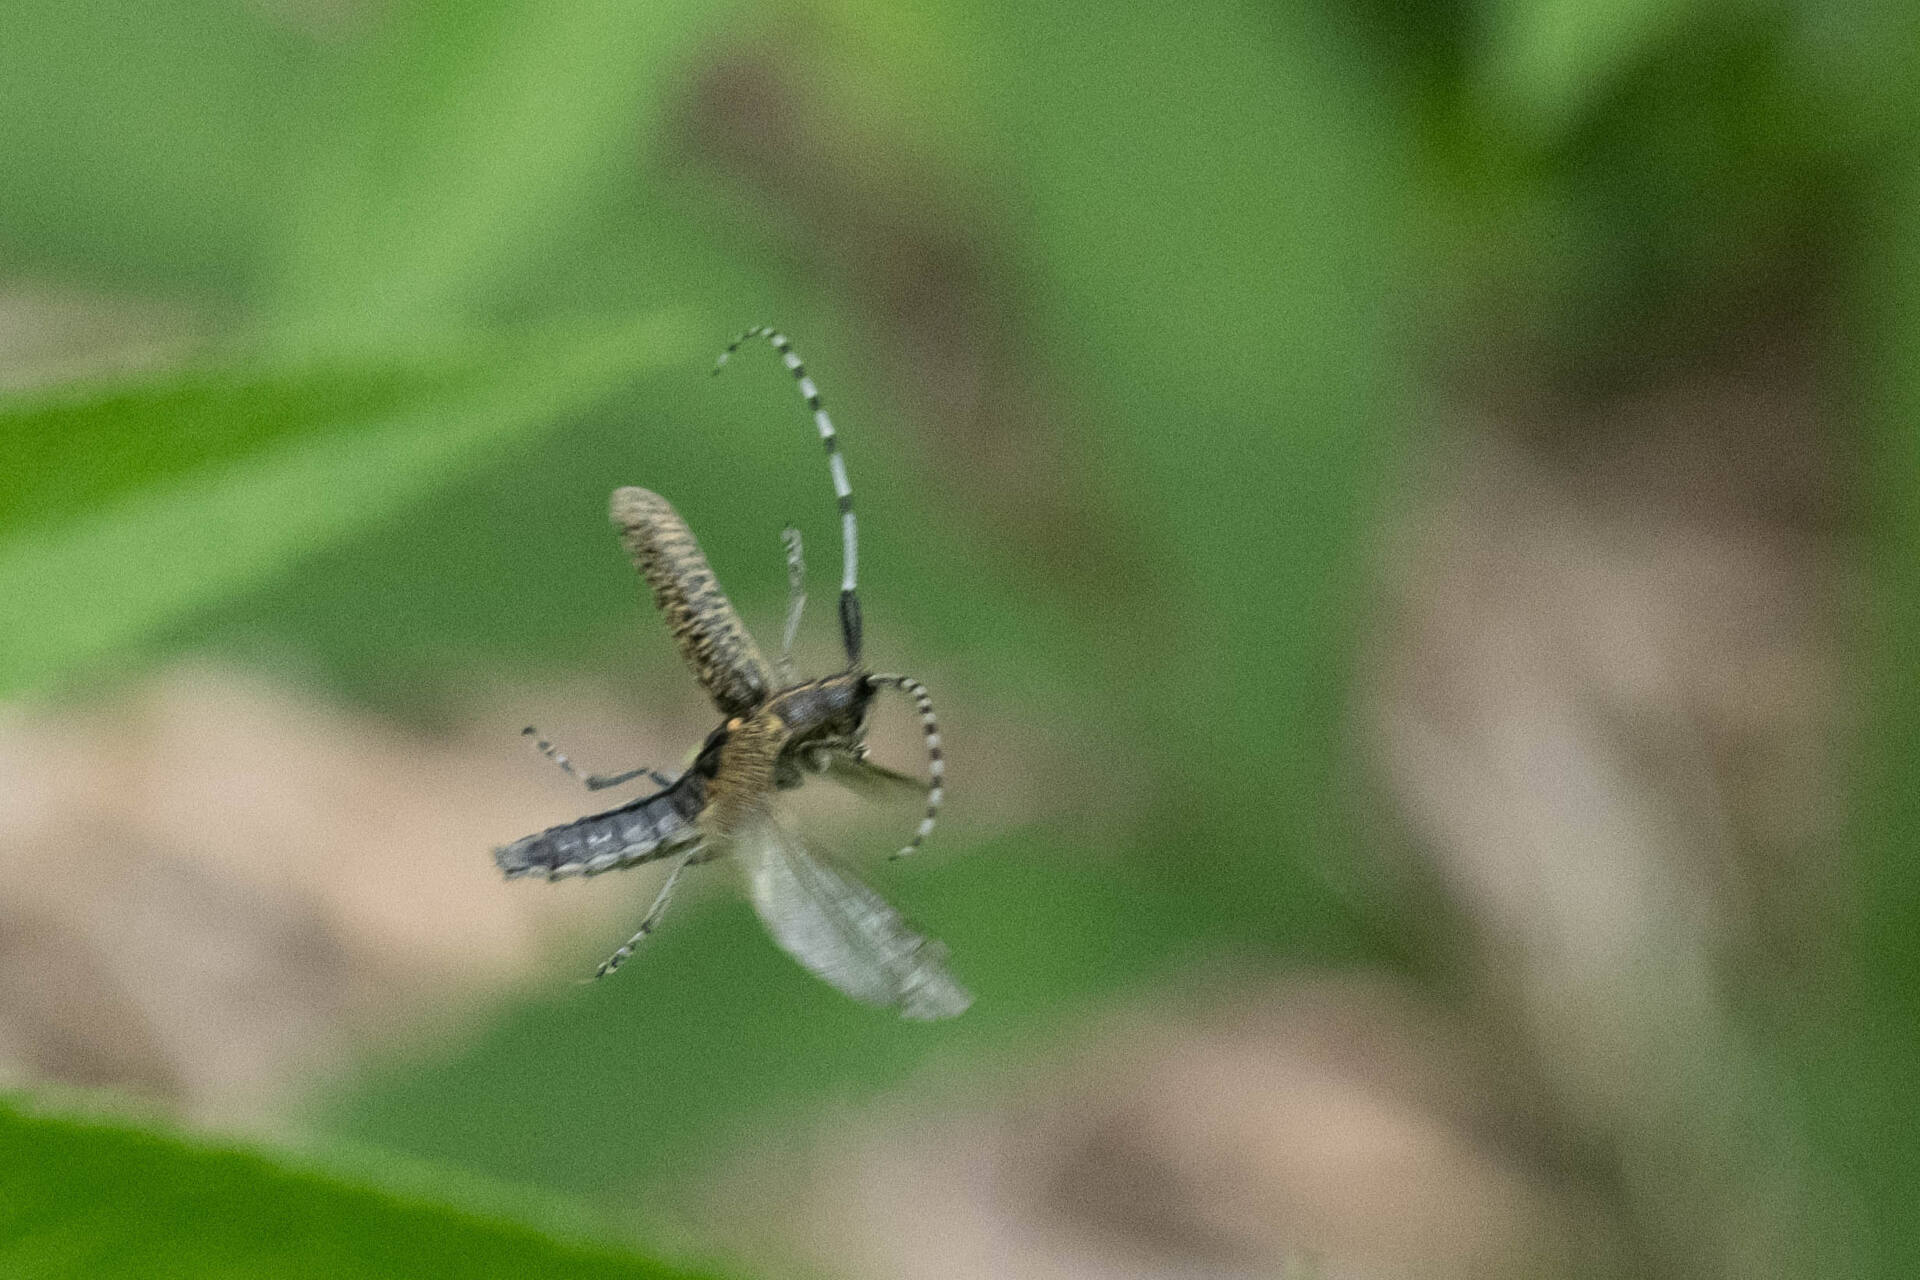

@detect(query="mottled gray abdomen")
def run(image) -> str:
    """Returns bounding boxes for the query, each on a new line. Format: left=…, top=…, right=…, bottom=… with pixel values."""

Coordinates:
left=495, top=777, right=706, bottom=880
left=611, top=487, right=770, bottom=718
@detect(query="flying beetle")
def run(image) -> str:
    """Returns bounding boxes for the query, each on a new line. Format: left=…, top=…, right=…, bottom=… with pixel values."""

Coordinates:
left=494, top=327, right=967, bottom=1020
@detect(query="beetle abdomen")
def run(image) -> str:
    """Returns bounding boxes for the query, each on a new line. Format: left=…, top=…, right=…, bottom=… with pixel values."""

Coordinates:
left=495, top=773, right=708, bottom=880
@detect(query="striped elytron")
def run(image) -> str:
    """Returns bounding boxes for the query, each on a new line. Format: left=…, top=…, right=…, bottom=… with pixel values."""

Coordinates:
left=494, top=328, right=967, bottom=1020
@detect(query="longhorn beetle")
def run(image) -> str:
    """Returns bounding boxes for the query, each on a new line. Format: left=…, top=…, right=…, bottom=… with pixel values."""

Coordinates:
left=494, top=328, right=966, bottom=1020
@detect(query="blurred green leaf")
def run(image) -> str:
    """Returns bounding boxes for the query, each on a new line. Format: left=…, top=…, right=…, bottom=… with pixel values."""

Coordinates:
left=1478, top=0, right=1713, bottom=139
left=272, top=0, right=732, bottom=339
left=1789, top=0, right=1920, bottom=144
left=0, top=1095, right=724, bottom=1279
left=1817, top=153, right=1920, bottom=1280
left=0, top=311, right=696, bottom=698
left=954, top=0, right=1412, bottom=927
left=0, top=0, right=325, bottom=296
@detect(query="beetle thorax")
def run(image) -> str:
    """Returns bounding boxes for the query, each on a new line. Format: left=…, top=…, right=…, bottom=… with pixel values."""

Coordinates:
left=767, top=673, right=872, bottom=750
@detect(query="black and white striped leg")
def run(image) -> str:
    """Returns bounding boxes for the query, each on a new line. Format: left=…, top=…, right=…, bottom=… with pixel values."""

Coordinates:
left=867, top=674, right=944, bottom=859
left=776, top=525, right=806, bottom=685
left=591, top=851, right=696, bottom=980
left=522, top=726, right=672, bottom=792
left=715, top=326, right=863, bottom=666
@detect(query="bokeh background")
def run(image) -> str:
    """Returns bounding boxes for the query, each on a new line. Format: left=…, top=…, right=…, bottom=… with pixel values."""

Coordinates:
left=4, top=1, right=1920, bottom=1277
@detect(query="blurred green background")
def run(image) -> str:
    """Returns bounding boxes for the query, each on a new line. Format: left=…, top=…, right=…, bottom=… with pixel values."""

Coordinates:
left=3, top=0, right=1919, bottom=1276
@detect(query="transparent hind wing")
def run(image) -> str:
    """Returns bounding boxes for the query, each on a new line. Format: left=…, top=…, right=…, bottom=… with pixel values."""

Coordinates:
left=738, top=817, right=971, bottom=1020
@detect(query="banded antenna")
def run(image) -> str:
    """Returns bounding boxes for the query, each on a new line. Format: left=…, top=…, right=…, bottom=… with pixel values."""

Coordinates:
left=715, top=327, right=863, bottom=666
left=866, top=673, right=944, bottom=859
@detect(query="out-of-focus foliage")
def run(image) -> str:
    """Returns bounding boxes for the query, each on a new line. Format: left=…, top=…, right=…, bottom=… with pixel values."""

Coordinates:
left=0, top=1096, right=725, bottom=1279
left=269, top=0, right=728, bottom=339
left=3, top=0, right=1920, bottom=1274
left=0, top=315, right=692, bottom=696
left=0, top=0, right=316, bottom=296
left=1842, top=148, right=1920, bottom=1278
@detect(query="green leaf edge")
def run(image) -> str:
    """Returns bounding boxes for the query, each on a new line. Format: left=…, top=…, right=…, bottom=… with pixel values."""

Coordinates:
left=0, top=1090, right=734, bottom=1280
left=0, top=309, right=702, bottom=699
